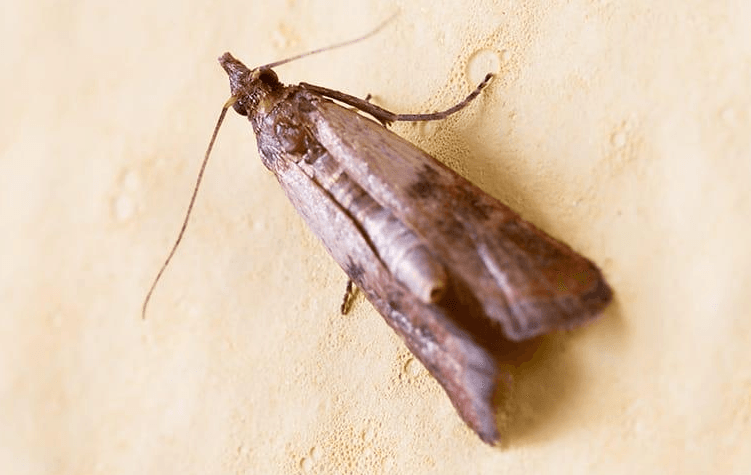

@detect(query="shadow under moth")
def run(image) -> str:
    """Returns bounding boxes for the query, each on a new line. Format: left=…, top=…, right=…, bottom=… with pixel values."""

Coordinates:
left=144, top=21, right=612, bottom=445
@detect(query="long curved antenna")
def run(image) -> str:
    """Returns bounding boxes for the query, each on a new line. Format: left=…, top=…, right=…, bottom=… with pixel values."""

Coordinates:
left=141, top=97, right=237, bottom=319
left=261, top=12, right=398, bottom=70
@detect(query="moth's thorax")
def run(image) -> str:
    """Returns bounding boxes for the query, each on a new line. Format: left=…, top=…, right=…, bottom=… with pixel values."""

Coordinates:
left=251, top=90, right=327, bottom=172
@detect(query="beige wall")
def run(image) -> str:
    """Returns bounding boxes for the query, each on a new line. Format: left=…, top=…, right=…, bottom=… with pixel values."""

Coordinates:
left=1, top=1, right=749, bottom=473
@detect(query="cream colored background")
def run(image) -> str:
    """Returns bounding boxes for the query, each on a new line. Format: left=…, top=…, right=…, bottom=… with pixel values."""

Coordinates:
left=2, top=0, right=750, bottom=473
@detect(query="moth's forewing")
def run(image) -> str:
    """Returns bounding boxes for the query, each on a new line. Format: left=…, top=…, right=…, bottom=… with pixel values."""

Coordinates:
left=256, top=115, right=503, bottom=444
left=302, top=99, right=612, bottom=341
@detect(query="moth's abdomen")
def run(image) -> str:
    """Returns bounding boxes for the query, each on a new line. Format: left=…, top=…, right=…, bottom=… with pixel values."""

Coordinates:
left=303, top=152, right=446, bottom=303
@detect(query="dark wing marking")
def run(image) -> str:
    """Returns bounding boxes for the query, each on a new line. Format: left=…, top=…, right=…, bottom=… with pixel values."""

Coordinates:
left=301, top=94, right=612, bottom=341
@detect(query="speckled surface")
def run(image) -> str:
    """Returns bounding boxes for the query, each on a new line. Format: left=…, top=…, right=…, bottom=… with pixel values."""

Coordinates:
left=2, top=1, right=750, bottom=473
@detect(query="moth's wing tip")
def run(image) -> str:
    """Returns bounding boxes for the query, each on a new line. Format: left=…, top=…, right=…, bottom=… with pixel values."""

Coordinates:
left=584, top=271, right=614, bottom=310
left=447, top=343, right=505, bottom=446
left=484, top=250, right=614, bottom=341
left=475, top=428, right=502, bottom=446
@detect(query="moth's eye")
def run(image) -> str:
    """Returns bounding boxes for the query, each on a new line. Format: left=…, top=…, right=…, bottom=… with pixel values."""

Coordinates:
left=257, top=68, right=278, bottom=85
left=232, top=101, right=248, bottom=116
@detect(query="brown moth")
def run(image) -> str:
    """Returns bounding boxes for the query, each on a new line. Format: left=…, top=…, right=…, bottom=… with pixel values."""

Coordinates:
left=144, top=24, right=612, bottom=445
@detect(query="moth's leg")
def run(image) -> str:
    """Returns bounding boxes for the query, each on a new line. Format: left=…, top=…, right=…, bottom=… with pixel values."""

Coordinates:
left=300, top=73, right=493, bottom=127
left=301, top=83, right=393, bottom=126
left=343, top=94, right=373, bottom=114
left=340, top=279, right=358, bottom=315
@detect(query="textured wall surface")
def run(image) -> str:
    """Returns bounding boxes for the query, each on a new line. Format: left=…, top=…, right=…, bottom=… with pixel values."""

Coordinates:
left=2, top=1, right=750, bottom=473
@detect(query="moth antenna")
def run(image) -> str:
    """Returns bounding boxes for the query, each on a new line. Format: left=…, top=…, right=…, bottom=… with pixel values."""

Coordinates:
left=141, top=96, right=238, bottom=320
left=261, top=12, right=398, bottom=70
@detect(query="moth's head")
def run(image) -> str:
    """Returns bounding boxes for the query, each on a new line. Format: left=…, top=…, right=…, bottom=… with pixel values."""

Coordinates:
left=219, top=52, right=281, bottom=116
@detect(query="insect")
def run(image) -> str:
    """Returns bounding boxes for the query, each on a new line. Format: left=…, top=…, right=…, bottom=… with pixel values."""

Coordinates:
left=143, top=19, right=612, bottom=445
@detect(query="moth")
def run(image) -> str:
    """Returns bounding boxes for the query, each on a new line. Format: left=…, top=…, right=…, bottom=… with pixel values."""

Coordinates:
left=144, top=22, right=612, bottom=445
